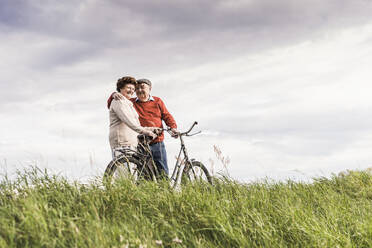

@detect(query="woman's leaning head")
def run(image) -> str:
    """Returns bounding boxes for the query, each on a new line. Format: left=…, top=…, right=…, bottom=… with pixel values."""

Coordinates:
left=116, top=76, right=136, bottom=99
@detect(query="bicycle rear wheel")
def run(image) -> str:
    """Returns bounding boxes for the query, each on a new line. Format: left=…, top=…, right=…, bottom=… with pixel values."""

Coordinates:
left=104, top=154, right=155, bottom=183
left=181, top=160, right=212, bottom=185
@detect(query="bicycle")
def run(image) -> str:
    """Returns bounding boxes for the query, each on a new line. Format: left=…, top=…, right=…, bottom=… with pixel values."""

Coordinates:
left=104, top=121, right=212, bottom=187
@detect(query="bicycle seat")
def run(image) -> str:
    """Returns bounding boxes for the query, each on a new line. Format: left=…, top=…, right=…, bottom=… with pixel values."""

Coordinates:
left=113, top=146, right=136, bottom=156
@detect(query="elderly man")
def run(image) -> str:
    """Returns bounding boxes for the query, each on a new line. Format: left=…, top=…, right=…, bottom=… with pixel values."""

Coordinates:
left=107, top=78, right=178, bottom=177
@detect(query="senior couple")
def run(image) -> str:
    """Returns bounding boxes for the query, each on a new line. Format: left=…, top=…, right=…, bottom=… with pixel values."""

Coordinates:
left=108, top=76, right=178, bottom=177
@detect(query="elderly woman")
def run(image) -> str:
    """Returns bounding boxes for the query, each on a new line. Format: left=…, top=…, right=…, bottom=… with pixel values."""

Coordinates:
left=109, top=76, right=156, bottom=157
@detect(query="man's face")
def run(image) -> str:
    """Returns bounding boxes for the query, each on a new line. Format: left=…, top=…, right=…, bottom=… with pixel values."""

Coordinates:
left=136, top=83, right=151, bottom=102
left=120, top=83, right=136, bottom=99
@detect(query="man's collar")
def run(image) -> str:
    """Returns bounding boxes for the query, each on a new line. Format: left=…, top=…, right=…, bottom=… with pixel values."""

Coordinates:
left=135, top=95, right=154, bottom=102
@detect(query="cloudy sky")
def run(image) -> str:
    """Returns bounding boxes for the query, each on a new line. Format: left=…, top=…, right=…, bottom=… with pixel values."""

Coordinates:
left=1, top=0, right=372, bottom=182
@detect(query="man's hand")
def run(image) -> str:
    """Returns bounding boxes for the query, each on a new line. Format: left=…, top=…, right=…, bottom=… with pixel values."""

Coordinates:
left=113, top=92, right=125, bottom=100
left=169, top=128, right=179, bottom=138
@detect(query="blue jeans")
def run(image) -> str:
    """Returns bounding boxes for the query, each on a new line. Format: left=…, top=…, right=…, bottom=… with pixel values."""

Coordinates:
left=149, top=141, right=169, bottom=177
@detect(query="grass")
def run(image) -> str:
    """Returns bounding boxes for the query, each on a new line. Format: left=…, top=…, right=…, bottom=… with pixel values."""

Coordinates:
left=0, top=168, right=372, bottom=247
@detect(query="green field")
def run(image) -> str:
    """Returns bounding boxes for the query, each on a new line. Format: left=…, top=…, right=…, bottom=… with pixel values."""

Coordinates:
left=1, top=168, right=372, bottom=247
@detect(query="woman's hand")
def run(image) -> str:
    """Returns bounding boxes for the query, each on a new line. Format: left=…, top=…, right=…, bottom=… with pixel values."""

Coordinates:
left=143, top=127, right=162, bottom=140
left=145, top=127, right=163, bottom=136
left=142, top=129, right=157, bottom=140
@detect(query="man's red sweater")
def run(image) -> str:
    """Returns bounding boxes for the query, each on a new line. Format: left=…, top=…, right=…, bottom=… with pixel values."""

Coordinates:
left=107, top=94, right=177, bottom=143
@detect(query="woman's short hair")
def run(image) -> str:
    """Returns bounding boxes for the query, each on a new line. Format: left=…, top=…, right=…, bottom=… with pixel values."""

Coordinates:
left=116, top=76, right=136, bottom=92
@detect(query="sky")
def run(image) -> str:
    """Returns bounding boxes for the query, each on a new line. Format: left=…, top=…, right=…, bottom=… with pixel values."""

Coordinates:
left=1, top=0, right=372, bottom=182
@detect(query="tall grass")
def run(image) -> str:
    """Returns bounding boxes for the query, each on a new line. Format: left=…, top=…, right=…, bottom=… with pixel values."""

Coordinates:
left=1, top=168, right=372, bottom=247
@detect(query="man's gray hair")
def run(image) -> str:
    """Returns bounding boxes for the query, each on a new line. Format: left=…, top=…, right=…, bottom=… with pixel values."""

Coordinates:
left=136, top=78, right=152, bottom=87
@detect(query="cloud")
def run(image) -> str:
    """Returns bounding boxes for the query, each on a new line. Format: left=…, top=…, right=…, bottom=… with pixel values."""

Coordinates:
left=2, top=0, right=372, bottom=72
left=1, top=0, right=372, bottom=181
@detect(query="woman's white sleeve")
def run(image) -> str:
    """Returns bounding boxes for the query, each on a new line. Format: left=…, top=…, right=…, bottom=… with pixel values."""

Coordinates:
left=111, top=100, right=145, bottom=134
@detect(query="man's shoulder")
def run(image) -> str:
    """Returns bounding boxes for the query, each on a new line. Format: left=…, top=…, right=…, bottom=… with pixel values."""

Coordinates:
left=152, top=96, right=163, bottom=102
left=131, top=96, right=163, bottom=105
left=133, top=96, right=163, bottom=102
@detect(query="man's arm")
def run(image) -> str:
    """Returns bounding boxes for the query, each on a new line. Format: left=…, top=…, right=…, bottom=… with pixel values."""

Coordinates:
left=107, top=93, right=114, bottom=109
left=157, top=98, right=177, bottom=129
left=107, top=92, right=124, bottom=109
left=157, top=98, right=179, bottom=137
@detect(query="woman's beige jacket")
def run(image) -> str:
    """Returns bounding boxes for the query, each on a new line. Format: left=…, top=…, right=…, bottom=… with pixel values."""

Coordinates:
left=109, top=98, right=145, bottom=149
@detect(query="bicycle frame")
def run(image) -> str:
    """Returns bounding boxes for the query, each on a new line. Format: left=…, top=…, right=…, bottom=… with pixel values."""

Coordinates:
left=170, top=134, right=189, bottom=185
left=111, top=121, right=201, bottom=185
left=169, top=121, right=201, bottom=186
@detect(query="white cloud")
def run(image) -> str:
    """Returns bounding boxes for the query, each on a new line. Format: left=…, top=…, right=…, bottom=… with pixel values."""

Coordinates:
left=1, top=1, right=372, bottom=182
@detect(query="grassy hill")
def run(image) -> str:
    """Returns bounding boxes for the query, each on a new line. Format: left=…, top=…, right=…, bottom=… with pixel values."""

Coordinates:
left=1, top=168, right=372, bottom=247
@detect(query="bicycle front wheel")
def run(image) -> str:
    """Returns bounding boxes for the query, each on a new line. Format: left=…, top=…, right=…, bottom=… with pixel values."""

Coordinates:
left=181, top=160, right=212, bottom=185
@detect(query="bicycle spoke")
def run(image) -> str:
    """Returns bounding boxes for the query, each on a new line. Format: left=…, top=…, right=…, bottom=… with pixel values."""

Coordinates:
left=112, top=161, right=136, bottom=181
left=181, top=161, right=212, bottom=185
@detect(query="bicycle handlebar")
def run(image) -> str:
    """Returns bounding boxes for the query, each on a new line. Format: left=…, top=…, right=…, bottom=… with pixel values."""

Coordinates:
left=181, top=121, right=198, bottom=135
left=160, top=121, right=201, bottom=137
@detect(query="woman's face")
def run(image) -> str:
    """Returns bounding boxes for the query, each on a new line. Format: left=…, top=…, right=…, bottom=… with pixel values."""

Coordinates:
left=120, top=84, right=136, bottom=99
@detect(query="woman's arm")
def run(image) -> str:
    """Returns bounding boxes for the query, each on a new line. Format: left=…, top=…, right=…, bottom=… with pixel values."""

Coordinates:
left=111, top=100, right=155, bottom=138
